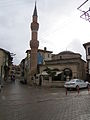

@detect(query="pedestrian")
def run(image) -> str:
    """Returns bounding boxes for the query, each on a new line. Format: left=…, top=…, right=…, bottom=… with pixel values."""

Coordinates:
left=11, top=74, right=15, bottom=82
left=39, top=75, right=42, bottom=86
left=0, top=76, right=1, bottom=92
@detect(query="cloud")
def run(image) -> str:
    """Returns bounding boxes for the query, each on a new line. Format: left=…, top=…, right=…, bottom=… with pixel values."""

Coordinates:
left=67, top=39, right=86, bottom=61
left=0, top=0, right=90, bottom=65
left=0, top=0, right=33, bottom=64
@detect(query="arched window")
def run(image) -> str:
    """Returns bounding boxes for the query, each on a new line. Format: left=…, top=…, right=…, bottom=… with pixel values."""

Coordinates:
left=88, top=47, right=90, bottom=55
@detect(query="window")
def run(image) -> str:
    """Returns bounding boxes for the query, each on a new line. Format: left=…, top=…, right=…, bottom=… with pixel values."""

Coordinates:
left=88, top=47, right=90, bottom=55
left=76, top=80, right=80, bottom=82
left=60, top=56, right=62, bottom=59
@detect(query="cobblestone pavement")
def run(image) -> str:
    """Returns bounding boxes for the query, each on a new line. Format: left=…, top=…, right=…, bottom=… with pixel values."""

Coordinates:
left=0, top=80, right=90, bottom=120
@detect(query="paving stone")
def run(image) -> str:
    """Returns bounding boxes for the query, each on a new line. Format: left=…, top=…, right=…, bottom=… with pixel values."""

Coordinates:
left=0, top=80, right=90, bottom=120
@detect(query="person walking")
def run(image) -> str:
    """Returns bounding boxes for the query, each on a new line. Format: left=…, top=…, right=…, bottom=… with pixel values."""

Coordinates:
left=39, top=75, right=42, bottom=86
left=0, top=76, right=1, bottom=92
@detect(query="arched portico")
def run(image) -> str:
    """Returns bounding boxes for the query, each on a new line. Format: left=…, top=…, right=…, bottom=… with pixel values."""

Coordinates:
left=63, top=68, right=72, bottom=81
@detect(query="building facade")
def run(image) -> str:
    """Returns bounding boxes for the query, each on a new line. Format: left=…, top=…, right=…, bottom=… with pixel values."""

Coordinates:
left=83, top=42, right=90, bottom=81
left=25, top=47, right=52, bottom=79
left=0, top=48, right=12, bottom=84
left=37, top=47, right=52, bottom=65
left=39, top=51, right=86, bottom=81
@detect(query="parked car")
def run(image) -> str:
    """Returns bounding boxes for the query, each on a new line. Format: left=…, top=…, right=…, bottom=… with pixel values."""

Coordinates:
left=64, top=79, right=90, bottom=90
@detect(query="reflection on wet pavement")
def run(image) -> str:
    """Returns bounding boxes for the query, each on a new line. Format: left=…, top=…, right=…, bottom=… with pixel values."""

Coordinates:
left=0, top=80, right=90, bottom=120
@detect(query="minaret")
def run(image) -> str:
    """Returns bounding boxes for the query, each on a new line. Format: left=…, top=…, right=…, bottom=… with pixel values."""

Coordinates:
left=30, top=2, right=39, bottom=76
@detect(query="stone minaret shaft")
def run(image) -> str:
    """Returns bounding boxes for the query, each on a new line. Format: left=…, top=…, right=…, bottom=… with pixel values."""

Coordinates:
left=30, top=3, right=39, bottom=75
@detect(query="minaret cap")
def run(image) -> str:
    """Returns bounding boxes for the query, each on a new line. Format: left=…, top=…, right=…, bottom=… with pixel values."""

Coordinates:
left=33, top=2, right=37, bottom=16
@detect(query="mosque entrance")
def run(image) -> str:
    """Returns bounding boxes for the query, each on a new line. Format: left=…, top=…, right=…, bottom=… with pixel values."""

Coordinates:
left=63, top=68, right=72, bottom=81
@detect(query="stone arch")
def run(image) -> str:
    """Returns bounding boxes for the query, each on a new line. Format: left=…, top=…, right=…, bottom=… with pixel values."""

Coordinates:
left=63, top=68, right=72, bottom=81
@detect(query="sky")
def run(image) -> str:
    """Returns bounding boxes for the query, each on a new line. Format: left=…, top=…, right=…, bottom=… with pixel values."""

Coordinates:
left=0, top=0, right=90, bottom=65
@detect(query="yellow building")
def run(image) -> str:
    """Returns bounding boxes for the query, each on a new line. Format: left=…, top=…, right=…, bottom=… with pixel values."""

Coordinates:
left=0, top=48, right=12, bottom=84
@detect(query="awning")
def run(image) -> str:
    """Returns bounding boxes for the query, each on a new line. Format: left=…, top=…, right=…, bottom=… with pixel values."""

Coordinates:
left=55, top=71, right=63, bottom=76
left=41, top=71, right=48, bottom=76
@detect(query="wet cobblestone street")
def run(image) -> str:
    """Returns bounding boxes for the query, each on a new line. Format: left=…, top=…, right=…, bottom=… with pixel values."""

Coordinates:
left=0, top=80, right=90, bottom=120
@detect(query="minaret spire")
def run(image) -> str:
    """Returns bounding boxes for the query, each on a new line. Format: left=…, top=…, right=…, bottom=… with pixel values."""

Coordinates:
left=33, top=1, right=37, bottom=16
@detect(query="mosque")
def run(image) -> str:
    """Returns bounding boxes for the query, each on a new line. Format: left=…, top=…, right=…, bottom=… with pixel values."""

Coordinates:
left=20, top=3, right=90, bottom=85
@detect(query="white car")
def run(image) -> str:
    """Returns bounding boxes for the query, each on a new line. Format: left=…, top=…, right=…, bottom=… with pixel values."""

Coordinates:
left=64, top=79, right=89, bottom=89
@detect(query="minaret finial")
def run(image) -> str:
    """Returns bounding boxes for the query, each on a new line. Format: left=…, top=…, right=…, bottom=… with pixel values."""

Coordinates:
left=33, top=1, right=37, bottom=16
left=35, top=0, right=37, bottom=5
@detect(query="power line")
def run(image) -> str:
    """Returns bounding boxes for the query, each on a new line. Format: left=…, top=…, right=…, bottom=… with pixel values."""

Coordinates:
left=77, top=0, right=89, bottom=10
left=77, top=0, right=90, bottom=22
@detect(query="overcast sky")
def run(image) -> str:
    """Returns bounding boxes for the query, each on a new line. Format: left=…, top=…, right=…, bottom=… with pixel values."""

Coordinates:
left=0, top=0, right=90, bottom=65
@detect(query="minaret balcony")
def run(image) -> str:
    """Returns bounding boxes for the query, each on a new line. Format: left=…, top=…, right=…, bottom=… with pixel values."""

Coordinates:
left=31, top=22, right=39, bottom=31
left=30, top=40, right=39, bottom=48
